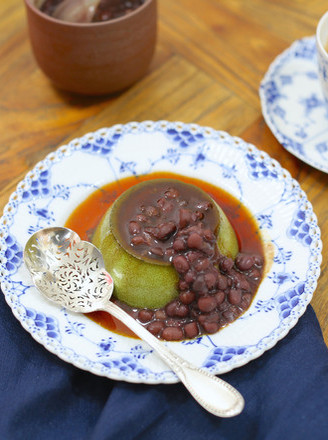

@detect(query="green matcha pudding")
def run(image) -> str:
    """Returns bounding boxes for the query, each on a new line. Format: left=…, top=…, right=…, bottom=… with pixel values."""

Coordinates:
left=92, top=179, right=239, bottom=309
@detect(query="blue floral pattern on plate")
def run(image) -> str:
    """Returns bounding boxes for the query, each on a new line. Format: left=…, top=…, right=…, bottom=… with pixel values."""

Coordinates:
left=260, top=36, right=328, bottom=173
left=0, top=121, right=322, bottom=384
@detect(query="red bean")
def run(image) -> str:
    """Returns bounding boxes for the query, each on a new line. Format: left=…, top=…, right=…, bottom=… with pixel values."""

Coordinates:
left=136, top=214, right=147, bottom=223
left=173, top=238, right=186, bottom=252
left=131, top=235, right=145, bottom=245
left=157, top=222, right=176, bottom=240
left=154, top=309, right=167, bottom=320
left=195, top=258, right=210, bottom=272
left=145, top=205, right=160, bottom=217
left=197, top=296, right=217, bottom=312
left=179, top=208, right=192, bottom=228
left=253, top=255, right=264, bottom=267
left=187, top=232, right=203, bottom=249
left=128, top=221, right=141, bottom=235
left=223, top=310, right=236, bottom=322
left=147, top=320, right=165, bottom=336
left=240, top=293, right=252, bottom=309
left=196, top=201, right=212, bottom=211
left=178, top=280, right=189, bottom=291
left=162, top=326, right=184, bottom=341
left=138, top=309, right=154, bottom=323
left=192, top=275, right=206, bottom=293
left=149, top=247, right=164, bottom=256
left=157, top=197, right=173, bottom=213
left=215, top=290, right=225, bottom=305
left=203, top=228, right=215, bottom=241
left=184, top=321, right=199, bottom=339
left=173, top=255, right=190, bottom=273
left=248, top=268, right=261, bottom=280
left=220, top=257, right=234, bottom=272
left=185, top=269, right=197, bottom=284
left=166, top=301, right=189, bottom=318
left=217, top=274, right=228, bottom=290
left=165, top=188, right=179, bottom=199
left=235, top=253, right=254, bottom=271
left=202, top=321, right=219, bottom=334
left=228, top=289, right=242, bottom=305
left=179, top=290, right=195, bottom=305
left=204, top=271, right=218, bottom=289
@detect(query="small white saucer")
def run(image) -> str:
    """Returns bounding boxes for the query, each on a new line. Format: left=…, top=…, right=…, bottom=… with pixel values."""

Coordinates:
left=260, top=36, right=328, bottom=173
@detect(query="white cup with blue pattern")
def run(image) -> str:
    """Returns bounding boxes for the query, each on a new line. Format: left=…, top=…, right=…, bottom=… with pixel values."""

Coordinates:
left=316, top=11, right=328, bottom=103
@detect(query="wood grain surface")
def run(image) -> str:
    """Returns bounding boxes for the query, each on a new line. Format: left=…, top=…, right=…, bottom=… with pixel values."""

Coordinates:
left=1, top=1, right=327, bottom=343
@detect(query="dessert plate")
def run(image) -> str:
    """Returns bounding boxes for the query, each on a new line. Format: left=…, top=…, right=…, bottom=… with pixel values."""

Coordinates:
left=260, top=36, right=328, bottom=173
left=0, top=121, right=322, bottom=384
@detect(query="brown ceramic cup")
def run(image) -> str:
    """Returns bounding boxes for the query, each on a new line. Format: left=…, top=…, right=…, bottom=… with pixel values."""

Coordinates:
left=23, top=0, right=157, bottom=95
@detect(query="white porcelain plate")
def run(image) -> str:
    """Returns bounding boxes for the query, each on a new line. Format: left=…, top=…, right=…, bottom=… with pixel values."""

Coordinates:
left=260, top=36, right=328, bottom=173
left=0, top=121, right=322, bottom=384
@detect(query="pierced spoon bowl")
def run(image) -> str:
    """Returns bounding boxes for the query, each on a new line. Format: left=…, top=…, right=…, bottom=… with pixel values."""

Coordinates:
left=24, top=226, right=244, bottom=418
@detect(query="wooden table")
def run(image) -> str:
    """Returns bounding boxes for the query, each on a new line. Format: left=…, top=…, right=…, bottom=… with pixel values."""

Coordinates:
left=1, top=1, right=327, bottom=343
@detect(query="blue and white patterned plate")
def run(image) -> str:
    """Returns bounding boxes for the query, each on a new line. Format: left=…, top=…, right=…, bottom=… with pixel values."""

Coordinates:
left=260, top=36, right=328, bottom=173
left=0, top=121, right=322, bottom=384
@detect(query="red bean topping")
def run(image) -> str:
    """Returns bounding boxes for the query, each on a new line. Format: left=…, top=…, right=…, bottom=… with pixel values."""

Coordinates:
left=241, top=293, right=252, bottom=308
left=157, top=197, right=174, bottom=213
left=164, top=187, right=179, bottom=199
left=195, top=258, right=210, bottom=272
left=145, top=205, right=160, bottom=217
left=179, top=290, right=195, bottom=305
left=187, top=232, right=203, bottom=250
left=161, top=326, right=184, bottom=341
left=166, top=300, right=189, bottom=318
left=185, top=269, right=197, bottom=284
left=156, top=222, right=177, bottom=240
left=215, top=290, right=225, bottom=305
left=202, top=321, right=220, bottom=334
left=178, top=280, right=189, bottom=291
left=220, top=257, right=234, bottom=272
left=149, top=247, right=164, bottom=257
left=154, top=309, right=167, bottom=320
left=217, top=274, right=228, bottom=290
left=138, top=309, right=154, bottom=323
left=131, top=235, right=145, bottom=245
left=222, top=310, right=236, bottom=322
left=172, top=255, right=190, bottom=273
left=186, top=251, right=203, bottom=264
left=121, top=182, right=263, bottom=341
left=192, top=275, right=206, bottom=292
left=179, top=208, right=192, bottom=228
left=204, top=271, right=218, bottom=289
left=235, top=253, right=254, bottom=271
left=136, top=214, right=147, bottom=222
left=196, top=201, right=212, bottom=211
left=128, top=221, right=141, bottom=235
left=248, top=268, right=261, bottom=280
left=197, top=296, right=217, bottom=312
left=253, top=255, right=264, bottom=267
left=147, top=320, right=165, bottom=336
left=203, top=228, right=215, bottom=241
left=184, top=322, right=199, bottom=339
left=228, top=289, right=242, bottom=305
left=164, top=248, right=175, bottom=259
left=173, top=238, right=186, bottom=252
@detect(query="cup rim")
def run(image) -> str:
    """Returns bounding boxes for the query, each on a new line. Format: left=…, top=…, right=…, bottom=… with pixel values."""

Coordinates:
left=316, top=10, right=328, bottom=56
left=24, top=0, right=154, bottom=27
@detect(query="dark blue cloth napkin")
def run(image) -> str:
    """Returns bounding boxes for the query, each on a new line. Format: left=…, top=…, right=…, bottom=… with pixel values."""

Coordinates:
left=1, top=289, right=328, bottom=440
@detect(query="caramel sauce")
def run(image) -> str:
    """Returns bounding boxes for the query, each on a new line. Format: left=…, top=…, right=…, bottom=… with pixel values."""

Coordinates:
left=65, top=172, right=263, bottom=338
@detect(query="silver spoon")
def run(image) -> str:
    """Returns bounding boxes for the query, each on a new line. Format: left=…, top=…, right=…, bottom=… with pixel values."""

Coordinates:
left=24, top=226, right=244, bottom=418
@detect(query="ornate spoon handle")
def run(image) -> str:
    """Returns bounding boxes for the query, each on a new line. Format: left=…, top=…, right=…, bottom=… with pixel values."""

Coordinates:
left=104, top=301, right=244, bottom=417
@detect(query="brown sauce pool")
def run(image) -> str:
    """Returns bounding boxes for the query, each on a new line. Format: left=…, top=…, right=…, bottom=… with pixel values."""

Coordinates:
left=65, top=172, right=264, bottom=339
